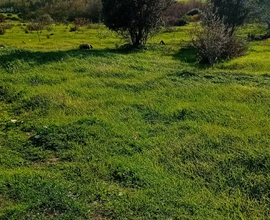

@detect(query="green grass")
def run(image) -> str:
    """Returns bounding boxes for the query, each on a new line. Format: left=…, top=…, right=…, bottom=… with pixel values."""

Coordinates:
left=0, top=23, right=270, bottom=219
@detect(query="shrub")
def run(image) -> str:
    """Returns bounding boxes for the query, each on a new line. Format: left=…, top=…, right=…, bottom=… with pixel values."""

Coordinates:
left=1, top=23, right=13, bottom=30
left=0, top=22, right=13, bottom=35
left=0, top=26, right=6, bottom=35
left=190, top=4, right=246, bottom=66
left=7, top=13, right=12, bottom=17
left=102, top=0, right=173, bottom=48
left=26, top=21, right=45, bottom=41
left=74, top=17, right=89, bottom=27
left=163, top=0, right=204, bottom=26
left=37, top=14, right=54, bottom=25
left=26, top=22, right=43, bottom=31
left=0, top=14, right=6, bottom=23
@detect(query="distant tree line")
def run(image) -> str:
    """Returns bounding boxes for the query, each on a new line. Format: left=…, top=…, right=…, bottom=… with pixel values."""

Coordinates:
left=0, top=0, right=102, bottom=23
left=0, top=0, right=269, bottom=30
left=0, top=0, right=205, bottom=25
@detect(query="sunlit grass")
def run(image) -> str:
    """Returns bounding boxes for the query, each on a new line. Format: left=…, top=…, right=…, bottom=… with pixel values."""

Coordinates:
left=0, top=21, right=270, bottom=219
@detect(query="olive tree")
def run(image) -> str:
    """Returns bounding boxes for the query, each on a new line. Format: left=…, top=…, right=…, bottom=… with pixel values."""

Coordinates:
left=255, top=0, right=270, bottom=31
left=101, top=0, right=173, bottom=48
left=208, top=0, right=253, bottom=35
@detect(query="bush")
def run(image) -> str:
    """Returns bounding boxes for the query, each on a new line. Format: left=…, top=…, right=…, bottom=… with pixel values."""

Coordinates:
left=0, top=14, right=6, bottom=23
left=0, top=26, right=6, bottom=35
left=190, top=4, right=246, bottom=66
left=0, top=23, right=13, bottom=30
left=74, top=17, right=89, bottom=27
left=26, top=21, right=45, bottom=42
left=163, top=0, right=204, bottom=26
left=26, top=23, right=43, bottom=31
left=7, top=13, right=12, bottom=17
left=0, top=23, right=13, bottom=35
left=37, top=14, right=54, bottom=25
left=102, top=0, right=173, bottom=48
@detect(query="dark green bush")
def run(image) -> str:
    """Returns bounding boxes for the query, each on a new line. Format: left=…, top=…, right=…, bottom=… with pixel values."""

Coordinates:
left=0, top=14, right=6, bottom=23
left=102, top=0, right=174, bottom=48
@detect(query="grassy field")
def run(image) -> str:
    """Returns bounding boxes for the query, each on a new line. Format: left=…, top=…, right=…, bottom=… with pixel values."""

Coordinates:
left=0, top=22, right=270, bottom=219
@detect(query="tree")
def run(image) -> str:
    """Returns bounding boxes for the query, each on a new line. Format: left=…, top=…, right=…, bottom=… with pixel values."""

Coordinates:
left=255, top=0, right=270, bottom=31
left=208, top=0, right=253, bottom=35
left=101, top=0, right=173, bottom=48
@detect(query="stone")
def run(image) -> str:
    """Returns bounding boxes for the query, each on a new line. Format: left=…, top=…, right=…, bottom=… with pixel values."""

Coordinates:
left=79, top=44, right=93, bottom=50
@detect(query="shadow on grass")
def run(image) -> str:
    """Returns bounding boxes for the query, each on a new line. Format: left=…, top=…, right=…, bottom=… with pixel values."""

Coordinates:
left=173, top=46, right=197, bottom=63
left=0, top=48, right=132, bottom=72
left=172, top=46, right=210, bottom=69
